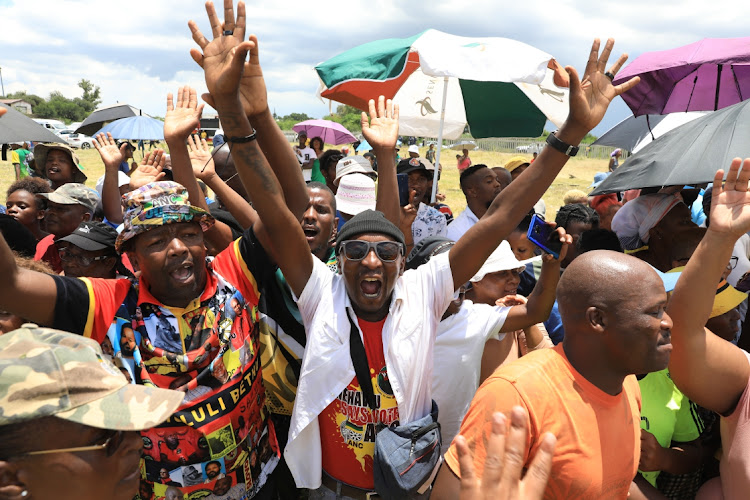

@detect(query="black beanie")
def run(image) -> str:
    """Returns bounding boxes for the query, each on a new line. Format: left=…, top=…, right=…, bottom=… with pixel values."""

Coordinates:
left=335, top=210, right=406, bottom=249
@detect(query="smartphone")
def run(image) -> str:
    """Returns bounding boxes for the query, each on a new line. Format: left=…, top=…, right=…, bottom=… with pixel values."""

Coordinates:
left=527, top=214, right=562, bottom=259
left=397, top=173, right=410, bottom=207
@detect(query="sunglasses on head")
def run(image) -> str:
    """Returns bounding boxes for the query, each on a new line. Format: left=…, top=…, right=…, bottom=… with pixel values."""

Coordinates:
left=339, top=240, right=404, bottom=262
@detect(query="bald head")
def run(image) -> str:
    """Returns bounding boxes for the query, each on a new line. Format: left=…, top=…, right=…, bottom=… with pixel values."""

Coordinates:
left=558, top=250, right=663, bottom=324
left=212, top=145, right=248, bottom=201
left=491, top=167, right=512, bottom=190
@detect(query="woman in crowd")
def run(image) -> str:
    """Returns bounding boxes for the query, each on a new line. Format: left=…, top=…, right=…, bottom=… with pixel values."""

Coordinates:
left=5, top=177, right=52, bottom=241
left=309, top=136, right=326, bottom=183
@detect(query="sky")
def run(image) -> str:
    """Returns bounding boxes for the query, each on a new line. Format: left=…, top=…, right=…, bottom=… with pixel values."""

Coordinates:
left=1, top=0, right=749, bottom=137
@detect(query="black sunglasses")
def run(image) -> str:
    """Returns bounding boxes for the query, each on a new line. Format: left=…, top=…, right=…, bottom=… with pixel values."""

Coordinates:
left=339, top=240, right=404, bottom=262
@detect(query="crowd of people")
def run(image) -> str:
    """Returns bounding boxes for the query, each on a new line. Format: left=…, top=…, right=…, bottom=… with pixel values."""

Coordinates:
left=3, top=2, right=750, bottom=500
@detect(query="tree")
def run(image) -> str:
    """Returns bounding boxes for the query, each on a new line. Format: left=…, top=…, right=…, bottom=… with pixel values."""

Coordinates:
left=323, top=104, right=362, bottom=134
left=5, top=91, right=45, bottom=109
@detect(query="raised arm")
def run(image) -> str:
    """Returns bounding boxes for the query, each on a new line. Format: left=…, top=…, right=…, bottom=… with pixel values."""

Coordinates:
left=362, top=97, right=400, bottom=226
left=0, top=232, right=57, bottom=326
left=448, top=39, right=639, bottom=290
left=188, top=0, right=312, bottom=295
left=191, top=24, right=307, bottom=221
left=93, top=132, right=128, bottom=224
left=502, top=231, right=569, bottom=331
left=164, top=85, right=234, bottom=253
left=668, top=161, right=750, bottom=415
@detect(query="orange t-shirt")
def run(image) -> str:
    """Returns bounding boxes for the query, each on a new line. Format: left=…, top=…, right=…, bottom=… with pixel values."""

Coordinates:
left=319, top=318, right=400, bottom=490
left=445, top=343, right=641, bottom=500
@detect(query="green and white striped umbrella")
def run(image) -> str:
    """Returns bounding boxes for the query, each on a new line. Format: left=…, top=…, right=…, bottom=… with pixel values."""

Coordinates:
left=315, top=29, right=569, bottom=140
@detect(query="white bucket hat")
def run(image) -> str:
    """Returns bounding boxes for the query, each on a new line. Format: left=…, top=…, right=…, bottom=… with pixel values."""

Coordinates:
left=470, top=240, right=541, bottom=283
left=335, top=173, right=376, bottom=216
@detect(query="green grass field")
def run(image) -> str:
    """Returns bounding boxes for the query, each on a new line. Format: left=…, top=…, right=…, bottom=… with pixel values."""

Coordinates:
left=0, top=142, right=611, bottom=221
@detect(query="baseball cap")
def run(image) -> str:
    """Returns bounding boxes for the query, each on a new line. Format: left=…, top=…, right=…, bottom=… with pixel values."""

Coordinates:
left=39, top=183, right=100, bottom=214
left=115, top=181, right=215, bottom=252
left=335, top=174, right=376, bottom=216
left=334, top=155, right=377, bottom=186
left=0, top=326, right=184, bottom=429
left=505, top=156, right=530, bottom=172
left=33, top=143, right=87, bottom=184
left=470, top=240, right=541, bottom=283
left=408, top=145, right=419, bottom=154
left=58, top=221, right=118, bottom=252
left=406, top=236, right=455, bottom=270
left=397, top=157, right=435, bottom=176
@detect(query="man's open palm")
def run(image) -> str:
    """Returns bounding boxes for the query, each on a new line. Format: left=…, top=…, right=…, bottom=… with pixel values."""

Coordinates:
left=710, top=158, right=750, bottom=237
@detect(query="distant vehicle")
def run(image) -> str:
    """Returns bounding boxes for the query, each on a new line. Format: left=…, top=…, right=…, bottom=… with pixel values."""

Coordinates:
left=515, top=143, right=542, bottom=154
left=65, top=133, right=94, bottom=149
left=69, top=122, right=82, bottom=131
left=56, top=129, right=77, bottom=142
left=33, top=119, right=67, bottom=132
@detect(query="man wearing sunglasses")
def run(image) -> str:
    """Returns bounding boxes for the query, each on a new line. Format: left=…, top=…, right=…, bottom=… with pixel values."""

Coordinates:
left=191, top=3, right=638, bottom=495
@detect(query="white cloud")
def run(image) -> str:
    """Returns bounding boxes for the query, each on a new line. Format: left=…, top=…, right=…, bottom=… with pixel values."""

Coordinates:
left=2, top=0, right=750, bottom=135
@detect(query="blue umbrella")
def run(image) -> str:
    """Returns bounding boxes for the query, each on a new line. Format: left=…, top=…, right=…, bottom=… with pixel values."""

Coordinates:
left=355, top=140, right=372, bottom=152
left=95, top=115, right=164, bottom=141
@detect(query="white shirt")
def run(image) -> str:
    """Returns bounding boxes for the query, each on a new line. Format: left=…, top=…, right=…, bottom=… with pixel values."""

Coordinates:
left=728, top=233, right=750, bottom=325
left=446, top=206, right=479, bottom=241
left=284, top=252, right=454, bottom=488
left=433, top=300, right=510, bottom=454
left=295, top=146, right=317, bottom=182
left=412, top=202, right=447, bottom=245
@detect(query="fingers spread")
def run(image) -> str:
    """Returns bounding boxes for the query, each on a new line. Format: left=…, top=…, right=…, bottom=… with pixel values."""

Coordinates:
left=235, top=1, right=247, bottom=41
left=583, top=38, right=601, bottom=81
left=498, top=406, right=529, bottom=495
left=597, top=38, right=615, bottom=73
left=724, top=158, right=742, bottom=192
left=455, top=436, right=480, bottom=496
left=614, top=76, right=640, bottom=96
left=481, top=412, right=508, bottom=496
left=223, top=0, right=236, bottom=31
left=248, top=34, right=260, bottom=66
left=188, top=21, right=209, bottom=50
left=189, top=47, right=206, bottom=68
left=607, top=53, right=629, bottom=78
left=206, top=1, right=222, bottom=38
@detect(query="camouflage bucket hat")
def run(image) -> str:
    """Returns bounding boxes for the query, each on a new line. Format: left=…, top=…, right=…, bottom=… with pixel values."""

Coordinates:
left=33, top=143, right=87, bottom=184
left=38, top=183, right=100, bottom=215
left=116, top=181, right=215, bottom=252
left=0, top=326, right=185, bottom=430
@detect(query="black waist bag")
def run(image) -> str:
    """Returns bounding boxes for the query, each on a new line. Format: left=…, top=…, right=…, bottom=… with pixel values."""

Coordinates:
left=347, top=312, right=442, bottom=500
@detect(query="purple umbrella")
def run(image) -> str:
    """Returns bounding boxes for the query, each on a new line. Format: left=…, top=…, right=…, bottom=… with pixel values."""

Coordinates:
left=614, top=37, right=750, bottom=116
left=292, top=119, right=357, bottom=145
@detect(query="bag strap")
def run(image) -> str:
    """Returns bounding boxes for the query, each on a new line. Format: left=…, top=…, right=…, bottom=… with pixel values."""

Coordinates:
left=347, top=310, right=378, bottom=412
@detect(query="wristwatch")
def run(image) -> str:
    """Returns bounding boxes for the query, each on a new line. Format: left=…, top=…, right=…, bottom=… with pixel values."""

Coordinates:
left=546, top=132, right=579, bottom=156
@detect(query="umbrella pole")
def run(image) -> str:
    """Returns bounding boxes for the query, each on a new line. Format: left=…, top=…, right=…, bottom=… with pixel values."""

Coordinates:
left=430, top=77, right=450, bottom=204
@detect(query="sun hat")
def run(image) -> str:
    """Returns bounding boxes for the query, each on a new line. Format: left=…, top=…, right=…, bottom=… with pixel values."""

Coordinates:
left=611, top=148, right=622, bottom=157
left=470, top=240, right=541, bottom=283
left=115, top=181, right=215, bottom=252
left=38, top=183, right=100, bottom=215
left=58, top=221, right=118, bottom=252
left=589, top=172, right=611, bottom=189
left=335, top=173, right=376, bottom=216
left=336, top=209, right=405, bottom=248
left=408, top=144, right=420, bottom=155
left=0, top=325, right=184, bottom=429
left=397, top=157, right=435, bottom=176
left=95, top=171, right=131, bottom=197
left=334, top=155, right=377, bottom=185
left=610, top=193, right=684, bottom=250
left=33, top=143, right=87, bottom=184
left=505, top=156, right=530, bottom=172
left=668, top=266, right=747, bottom=317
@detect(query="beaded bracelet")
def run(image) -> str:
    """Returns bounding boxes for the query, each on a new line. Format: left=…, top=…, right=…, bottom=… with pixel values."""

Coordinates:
left=226, top=131, right=257, bottom=143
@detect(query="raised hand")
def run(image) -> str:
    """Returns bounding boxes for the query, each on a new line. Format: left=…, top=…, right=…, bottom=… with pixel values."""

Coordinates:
left=164, top=86, right=204, bottom=142
left=709, top=159, right=750, bottom=238
left=93, top=132, right=126, bottom=168
left=361, top=96, right=400, bottom=150
left=542, top=227, right=572, bottom=263
left=188, top=0, right=258, bottom=108
left=564, top=39, right=640, bottom=136
left=496, top=294, right=527, bottom=308
left=130, top=149, right=167, bottom=189
left=187, top=134, right=216, bottom=181
left=455, top=407, right=555, bottom=500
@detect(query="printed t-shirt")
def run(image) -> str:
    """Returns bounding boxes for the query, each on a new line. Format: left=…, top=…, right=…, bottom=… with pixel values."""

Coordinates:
left=446, top=344, right=642, bottom=500
left=50, top=229, right=279, bottom=500
left=34, top=233, right=62, bottom=273
left=319, top=317, right=400, bottom=490
left=11, top=149, right=30, bottom=177
left=638, top=369, right=702, bottom=486
left=296, top=146, right=317, bottom=182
